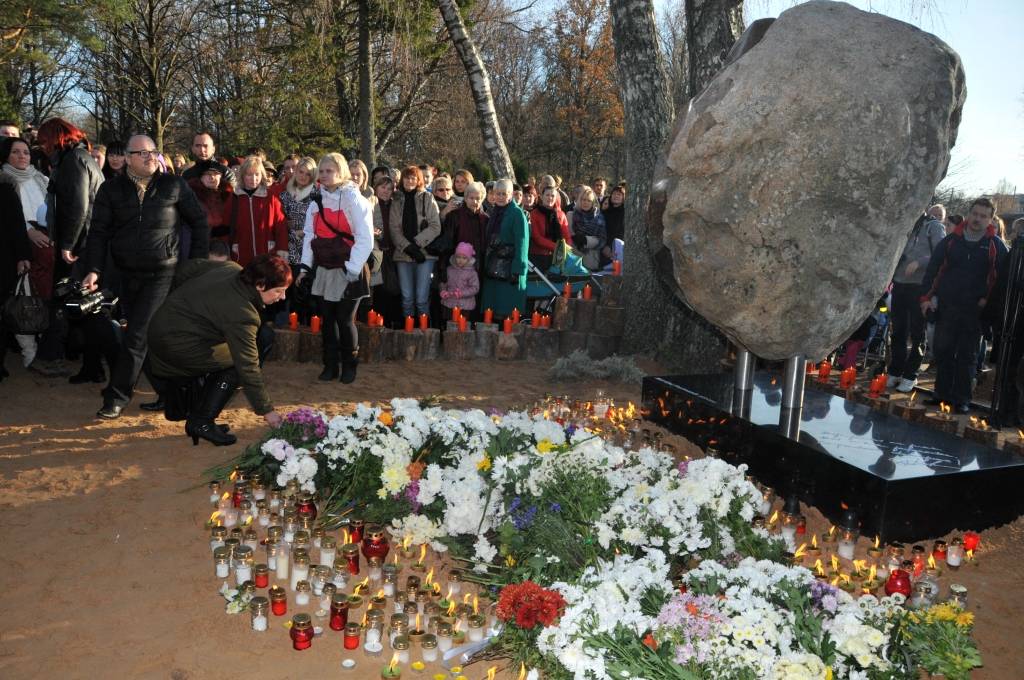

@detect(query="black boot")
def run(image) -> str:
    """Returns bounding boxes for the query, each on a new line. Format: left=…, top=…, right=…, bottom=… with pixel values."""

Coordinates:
left=70, top=368, right=106, bottom=384
left=185, top=369, right=239, bottom=446
left=340, top=352, right=359, bottom=384
left=318, top=361, right=339, bottom=381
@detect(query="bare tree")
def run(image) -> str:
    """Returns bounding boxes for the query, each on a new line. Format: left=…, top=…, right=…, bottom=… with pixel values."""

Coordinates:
left=436, top=0, right=516, bottom=180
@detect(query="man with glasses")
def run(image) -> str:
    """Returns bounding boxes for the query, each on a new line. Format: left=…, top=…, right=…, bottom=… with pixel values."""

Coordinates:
left=83, top=135, right=209, bottom=419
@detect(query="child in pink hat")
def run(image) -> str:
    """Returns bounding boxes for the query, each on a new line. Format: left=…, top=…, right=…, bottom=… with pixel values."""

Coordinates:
left=440, top=242, right=480, bottom=311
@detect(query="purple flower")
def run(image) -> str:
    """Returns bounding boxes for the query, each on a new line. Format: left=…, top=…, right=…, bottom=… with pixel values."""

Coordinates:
left=549, top=502, right=562, bottom=513
left=403, top=479, right=422, bottom=512
left=655, top=593, right=724, bottom=665
left=677, top=459, right=689, bottom=476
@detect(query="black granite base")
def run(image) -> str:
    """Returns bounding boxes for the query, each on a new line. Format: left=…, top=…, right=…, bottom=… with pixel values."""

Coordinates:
left=643, top=373, right=1024, bottom=542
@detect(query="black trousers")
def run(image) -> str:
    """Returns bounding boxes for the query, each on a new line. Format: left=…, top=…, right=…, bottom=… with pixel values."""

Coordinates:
left=103, top=272, right=173, bottom=407
left=933, top=304, right=982, bottom=407
left=319, top=296, right=359, bottom=366
left=887, top=282, right=927, bottom=380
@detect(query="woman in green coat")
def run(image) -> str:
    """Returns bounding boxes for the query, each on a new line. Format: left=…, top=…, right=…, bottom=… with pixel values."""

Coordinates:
left=147, top=255, right=289, bottom=446
left=480, top=179, right=529, bottom=319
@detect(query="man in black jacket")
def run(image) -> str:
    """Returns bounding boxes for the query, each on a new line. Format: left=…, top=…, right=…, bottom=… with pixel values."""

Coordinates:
left=82, top=135, right=209, bottom=419
left=920, top=198, right=1008, bottom=413
left=181, top=132, right=234, bottom=187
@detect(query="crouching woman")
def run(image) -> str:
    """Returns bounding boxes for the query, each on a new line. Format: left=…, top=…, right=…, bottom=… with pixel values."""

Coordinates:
left=147, top=255, right=288, bottom=445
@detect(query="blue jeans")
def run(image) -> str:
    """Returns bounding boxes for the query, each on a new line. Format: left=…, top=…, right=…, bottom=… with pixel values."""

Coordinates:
left=396, top=260, right=434, bottom=319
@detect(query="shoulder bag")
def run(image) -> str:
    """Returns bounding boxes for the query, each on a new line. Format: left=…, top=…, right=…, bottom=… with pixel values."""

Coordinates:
left=2, top=274, right=50, bottom=334
left=310, top=193, right=354, bottom=269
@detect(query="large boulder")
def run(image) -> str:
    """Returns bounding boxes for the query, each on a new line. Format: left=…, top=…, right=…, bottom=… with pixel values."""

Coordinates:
left=653, top=0, right=965, bottom=360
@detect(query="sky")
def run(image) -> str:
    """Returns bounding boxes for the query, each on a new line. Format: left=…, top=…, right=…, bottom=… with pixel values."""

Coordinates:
left=736, top=0, right=1024, bottom=195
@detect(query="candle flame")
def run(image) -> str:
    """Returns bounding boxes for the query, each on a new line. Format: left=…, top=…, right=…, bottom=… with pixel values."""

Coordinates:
left=841, top=573, right=851, bottom=584
left=811, top=534, right=818, bottom=548
left=768, top=510, right=779, bottom=526
left=869, top=564, right=877, bottom=581
left=415, top=612, right=421, bottom=631
left=402, top=535, right=412, bottom=550
left=473, top=595, right=479, bottom=615
left=230, top=470, right=237, bottom=481
left=794, top=543, right=807, bottom=559
left=908, top=391, right=917, bottom=404
left=388, top=653, right=399, bottom=672
left=828, top=525, right=836, bottom=538
left=209, top=510, right=221, bottom=524
left=243, top=515, right=253, bottom=526
left=454, top=619, right=463, bottom=633
left=433, top=582, right=441, bottom=595
left=966, top=549, right=974, bottom=561
left=425, top=567, right=434, bottom=586
left=830, top=576, right=839, bottom=586
left=343, top=529, right=350, bottom=545
left=376, top=589, right=385, bottom=599
left=361, top=612, right=367, bottom=626
left=518, top=663, right=527, bottom=680
left=355, top=577, right=369, bottom=594
left=874, top=535, right=880, bottom=549
left=927, top=555, right=937, bottom=569
left=487, top=666, right=497, bottom=680
left=940, top=402, right=951, bottom=414
left=831, top=555, right=839, bottom=572
left=1018, top=429, right=1024, bottom=441
left=853, top=559, right=866, bottom=572
left=462, top=593, right=472, bottom=605
left=980, top=418, right=989, bottom=430
left=447, top=601, right=457, bottom=616
left=814, top=559, right=824, bottom=575
left=418, top=544, right=427, bottom=563
left=393, top=551, right=400, bottom=565
left=969, top=415, right=978, bottom=426
left=446, top=586, right=453, bottom=600
left=221, top=492, right=230, bottom=501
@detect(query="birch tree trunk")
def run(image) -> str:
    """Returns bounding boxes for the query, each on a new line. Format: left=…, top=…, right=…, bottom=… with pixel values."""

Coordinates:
left=611, top=0, right=740, bottom=371
left=436, top=0, right=516, bottom=180
left=357, top=0, right=375, bottom=166
left=684, top=0, right=745, bottom=100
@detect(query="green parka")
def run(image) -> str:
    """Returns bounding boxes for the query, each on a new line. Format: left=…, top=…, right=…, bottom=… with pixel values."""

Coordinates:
left=147, top=260, right=273, bottom=414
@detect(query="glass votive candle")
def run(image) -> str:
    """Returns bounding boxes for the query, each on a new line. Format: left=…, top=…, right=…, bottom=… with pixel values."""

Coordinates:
left=342, top=543, right=361, bottom=575
left=331, top=593, right=350, bottom=631
left=295, top=580, right=312, bottom=606
left=332, top=558, right=350, bottom=588
left=383, top=568, right=397, bottom=597
left=320, top=536, right=337, bottom=567
left=420, top=634, right=438, bottom=662
left=276, top=544, right=290, bottom=581
left=268, top=489, right=282, bottom=512
left=344, top=622, right=362, bottom=650
left=436, top=623, right=453, bottom=652
left=911, top=545, right=926, bottom=577
left=446, top=569, right=462, bottom=596
left=393, top=592, right=408, bottom=615
left=291, top=552, right=311, bottom=591
left=209, top=480, right=222, bottom=505
left=312, top=565, right=332, bottom=595
left=213, top=546, right=231, bottom=578
left=837, top=529, right=858, bottom=561
left=948, top=583, right=968, bottom=607
left=283, top=516, right=298, bottom=543
left=234, top=547, right=254, bottom=585
left=290, top=613, right=314, bottom=650
left=250, top=595, right=269, bottom=631
left=321, top=582, right=338, bottom=610
left=210, top=525, right=227, bottom=552
left=293, top=530, right=311, bottom=552
left=393, top=635, right=411, bottom=664
left=467, top=614, right=486, bottom=641
left=946, top=538, right=964, bottom=569
left=369, top=557, right=384, bottom=583
left=269, top=585, right=287, bottom=616
left=312, top=526, right=325, bottom=549
left=254, top=563, right=270, bottom=588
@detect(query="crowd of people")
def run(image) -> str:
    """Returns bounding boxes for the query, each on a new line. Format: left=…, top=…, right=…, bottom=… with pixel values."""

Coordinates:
left=0, top=118, right=627, bottom=444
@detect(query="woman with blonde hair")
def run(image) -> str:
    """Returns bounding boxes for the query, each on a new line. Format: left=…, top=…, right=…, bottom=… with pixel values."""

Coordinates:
left=280, top=156, right=318, bottom=266
left=297, top=153, right=374, bottom=383
left=225, top=155, right=287, bottom=266
left=567, top=185, right=606, bottom=271
left=349, top=158, right=373, bottom=200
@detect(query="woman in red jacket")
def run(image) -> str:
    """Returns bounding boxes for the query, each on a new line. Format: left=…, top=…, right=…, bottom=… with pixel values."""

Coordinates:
left=226, top=156, right=288, bottom=266
left=528, top=184, right=570, bottom=271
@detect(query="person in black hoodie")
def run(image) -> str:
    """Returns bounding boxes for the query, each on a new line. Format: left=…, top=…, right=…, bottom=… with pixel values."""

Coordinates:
left=600, top=184, right=626, bottom=268
left=82, top=134, right=209, bottom=419
left=920, top=197, right=1008, bottom=413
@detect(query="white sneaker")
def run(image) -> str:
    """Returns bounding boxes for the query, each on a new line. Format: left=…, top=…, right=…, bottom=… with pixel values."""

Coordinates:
left=886, top=375, right=901, bottom=389
left=896, top=378, right=917, bottom=393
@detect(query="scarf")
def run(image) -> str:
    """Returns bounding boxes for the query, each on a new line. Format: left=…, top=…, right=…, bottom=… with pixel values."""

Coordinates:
left=2, top=163, right=49, bottom=195
left=287, top=182, right=314, bottom=202
left=402, top=187, right=420, bottom=243
left=536, top=204, right=563, bottom=244
left=3, top=162, right=49, bottom=224
left=126, top=169, right=154, bottom=202
left=573, top=206, right=606, bottom=243
left=488, top=203, right=509, bottom=243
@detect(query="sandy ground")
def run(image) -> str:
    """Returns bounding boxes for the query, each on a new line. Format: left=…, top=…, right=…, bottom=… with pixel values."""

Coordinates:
left=0, top=358, right=1021, bottom=679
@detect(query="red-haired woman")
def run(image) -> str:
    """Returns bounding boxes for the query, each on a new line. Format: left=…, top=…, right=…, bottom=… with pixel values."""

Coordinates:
left=35, top=118, right=103, bottom=276
left=147, top=255, right=289, bottom=446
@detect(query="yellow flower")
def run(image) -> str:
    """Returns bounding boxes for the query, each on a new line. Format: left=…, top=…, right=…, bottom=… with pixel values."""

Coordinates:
left=477, top=456, right=492, bottom=472
left=537, top=439, right=555, bottom=453
left=506, top=554, right=517, bottom=567
left=931, top=603, right=958, bottom=622
left=378, top=411, right=393, bottom=426
left=825, top=668, right=833, bottom=680
left=956, top=612, right=974, bottom=628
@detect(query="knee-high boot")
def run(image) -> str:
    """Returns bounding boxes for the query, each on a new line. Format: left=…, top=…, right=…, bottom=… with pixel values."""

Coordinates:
left=185, top=368, right=239, bottom=446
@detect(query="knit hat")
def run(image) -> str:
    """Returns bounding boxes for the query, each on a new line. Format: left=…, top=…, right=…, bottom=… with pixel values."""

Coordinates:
left=455, top=242, right=475, bottom=259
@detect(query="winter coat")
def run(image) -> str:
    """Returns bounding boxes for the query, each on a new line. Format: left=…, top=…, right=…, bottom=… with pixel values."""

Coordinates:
left=48, top=143, right=103, bottom=255
left=187, top=178, right=233, bottom=242
left=389, top=188, right=441, bottom=263
left=479, top=202, right=529, bottom=318
left=0, top=175, right=31, bottom=298
left=441, top=256, right=480, bottom=310
left=567, top=208, right=607, bottom=270
left=225, top=185, right=288, bottom=266
left=299, top=183, right=374, bottom=279
left=279, top=185, right=314, bottom=265
left=447, top=204, right=489, bottom=270
left=182, top=162, right=236, bottom=188
left=893, top=214, right=946, bottom=286
left=86, top=172, right=209, bottom=276
left=147, top=259, right=273, bottom=415
left=921, top=223, right=1008, bottom=312
left=529, top=204, right=571, bottom=256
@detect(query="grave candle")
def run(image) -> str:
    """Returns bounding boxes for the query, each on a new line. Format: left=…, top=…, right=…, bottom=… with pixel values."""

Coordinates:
left=331, top=593, right=350, bottom=631
left=344, top=622, right=362, bottom=649
left=210, top=525, right=227, bottom=552
left=884, top=568, right=912, bottom=597
left=582, top=284, right=592, bottom=300
left=483, top=308, right=493, bottom=324
left=511, top=308, right=521, bottom=324
left=213, top=546, right=230, bottom=578
left=946, top=537, right=964, bottom=569
left=503, top=318, right=512, bottom=334
left=310, top=315, right=321, bottom=334
left=295, top=579, right=312, bottom=606
left=367, top=310, right=377, bottom=326
left=541, top=314, right=551, bottom=328
left=419, top=313, right=429, bottom=331
left=250, top=596, right=269, bottom=632
left=837, top=529, right=858, bottom=561
left=932, top=540, right=947, bottom=562
left=817, top=360, right=832, bottom=383
left=290, top=613, right=314, bottom=650
left=452, top=307, right=461, bottom=323
left=393, top=636, right=411, bottom=664
left=342, top=543, right=361, bottom=575
left=289, top=312, right=298, bottom=330
left=458, top=316, right=467, bottom=333
left=291, top=552, right=310, bottom=591
left=209, top=481, right=222, bottom=506
left=404, top=316, right=414, bottom=332
left=270, top=586, right=287, bottom=616
left=962, top=531, right=980, bottom=552
left=381, top=653, right=402, bottom=679
left=254, top=563, right=269, bottom=588
left=563, top=282, right=572, bottom=298
left=531, top=311, right=541, bottom=327
left=421, top=634, right=438, bottom=662
left=320, top=536, right=337, bottom=567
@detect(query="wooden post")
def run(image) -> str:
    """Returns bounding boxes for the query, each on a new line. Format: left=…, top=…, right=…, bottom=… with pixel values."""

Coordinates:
left=443, top=329, right=475, bottom=360
left=495, top=332, right=522, bottom=360
left=359, top=325, right=390, bottom=363
left=599, top=275, right=625, bottom=307
left=474, top=322, right=499, bottom=358
left=594, top=305, right=626, bottom=337
left=273, top=328, right=301, bottom=362
left=558, top=330, right=588, bottom=355
left=553, top=296, right=574, bottom=330
left=298, top=329, right=323, bottom=363
left=524, top=326, right=560, bottom=362
left=422, top=328, right=441, bottom=360
left=395, top=330, right=424, bottom=361
left=574, top=298, right=598, bottom=333
left=587, top=334, right=621, bottom=360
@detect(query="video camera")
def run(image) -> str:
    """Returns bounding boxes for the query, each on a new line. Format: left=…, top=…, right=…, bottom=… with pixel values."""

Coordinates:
left=53, top=278, right=119, bottom=321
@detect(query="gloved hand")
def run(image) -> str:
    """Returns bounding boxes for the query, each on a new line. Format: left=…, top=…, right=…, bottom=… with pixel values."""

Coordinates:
left=405, top=244, right=426, bottom=263
left=440, top=290, right=450, bottom=300
left=571, top=233, right=587, bottom=250
left=344, top=267, right=361, bottom=283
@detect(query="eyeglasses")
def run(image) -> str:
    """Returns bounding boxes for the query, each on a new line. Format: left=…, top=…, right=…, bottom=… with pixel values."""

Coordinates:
left=128, top=149, right=157, bottom=157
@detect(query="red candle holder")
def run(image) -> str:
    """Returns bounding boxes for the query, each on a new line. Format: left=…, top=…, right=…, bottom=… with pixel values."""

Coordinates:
left=962, top=531, right=980, bottom=552
left=269, top=586, right=287, bottom=616
left=330, top=594, right=349, bottom=631
left=884, top=569, right=912, bottom=597
left=254, top=564, right=269, bottom=588
left=351, top=519, right=364, bottom=544
left=817, top=361, right=832, bottom=383
left=290, top=614, right=314, bottom=650
left=296, top=493, right=317, bottom=522
left=342, top=544, right=360, bottom=575
left=343, top=622, right=361, bottom=650
left=361, top=524, right=391, bottom=560
left=483, top=308, right=493, bottom=324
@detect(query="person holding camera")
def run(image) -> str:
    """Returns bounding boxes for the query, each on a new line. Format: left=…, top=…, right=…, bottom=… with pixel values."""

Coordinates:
left=388, top=166, right=440, bottom=324
left=148, top=256, right=286, bottom=445
left=82, top=134, right=209, bottom=419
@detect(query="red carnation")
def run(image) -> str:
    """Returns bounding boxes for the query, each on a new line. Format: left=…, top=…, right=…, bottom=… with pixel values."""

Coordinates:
left=496, top=581, right=566, bottom=630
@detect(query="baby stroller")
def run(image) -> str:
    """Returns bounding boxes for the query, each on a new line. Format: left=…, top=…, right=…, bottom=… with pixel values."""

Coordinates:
left=526, top=240, right=601, bottom=314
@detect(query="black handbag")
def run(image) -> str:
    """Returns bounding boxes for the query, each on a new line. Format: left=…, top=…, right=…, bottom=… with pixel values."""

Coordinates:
left=309, top=193, right=354, bottom=269
left=2, top=274, right=49, bottom=334
left=484, top=242, right=515, bottom=282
